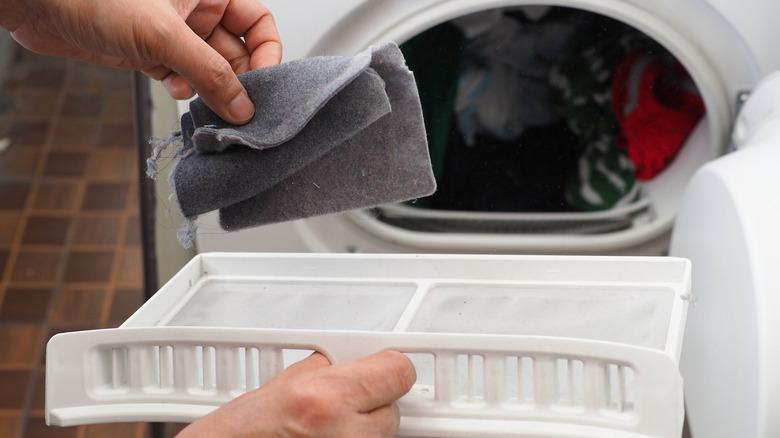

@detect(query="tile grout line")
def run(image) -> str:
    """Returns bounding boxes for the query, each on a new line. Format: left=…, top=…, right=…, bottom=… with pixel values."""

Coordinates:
left=99, top=176, right=137, bottom=326
left=0, top=57, right=70, bottom=417
left=2, top=58, right=72, bottom=300
left=0, top=95, right=40, bottom=314
left=9, top=243, right=123, bottom=253
left=1, top=54, right=144, bottom=438
left=16, top=58, right=85, bottom=438
left=29, top=68, right=139, bottom=438
left=13, top=58, right=72, bottom=437
left=76, top=68, right=141, bottom=438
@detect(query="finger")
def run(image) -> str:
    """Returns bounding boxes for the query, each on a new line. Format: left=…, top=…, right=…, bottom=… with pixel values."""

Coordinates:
left=221, top=0, right=282, bottom=69
left=185, top=0, right=230, bottom=40
left=162, top=19, right=255, bottom=124
left=339, top=351, right=417, bottom=412
left=162, top=73, right=195, bottom=100
left=141, top=65, right=194, bottom=100
left=164, top=24, right=251, bottom=101
left=282, top=352, right=331, bottom=377
left=364, top=403, right=401, bottom=438
left=206, top=25, right=252, bottom=75
left=143, top=65, right=172, bottom=81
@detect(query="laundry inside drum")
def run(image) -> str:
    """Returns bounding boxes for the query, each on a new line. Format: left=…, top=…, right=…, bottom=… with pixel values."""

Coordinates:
left=379, top=5, right=706, bottom=235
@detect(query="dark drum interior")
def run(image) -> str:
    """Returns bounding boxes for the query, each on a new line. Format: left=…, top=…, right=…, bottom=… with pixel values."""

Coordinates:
left=396, top=6, right=705, bottom=220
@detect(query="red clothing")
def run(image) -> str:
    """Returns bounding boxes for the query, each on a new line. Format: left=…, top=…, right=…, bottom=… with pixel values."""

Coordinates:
left=611, top=53, right=705, bottom=180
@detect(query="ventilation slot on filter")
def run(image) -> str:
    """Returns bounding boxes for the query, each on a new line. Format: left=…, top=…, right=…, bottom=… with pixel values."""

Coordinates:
left=433, top=354, right=542, bottom=406
left=554, top=358, right=585, bottom=408
left=504, top=356, right=536, bottom=405
left=605, top=363, right=636, bottom=414
left=194, top=345, right=217, bottom=392
left=405, top=353, right=436, bottom=401
left=244, top=347, right=262, bottom=391
left=181, top=345, right=284, bottom=395
left=229, top=347, right=247, bottom=395
left=149, top=345, right=175, bottom=392
left=229, top=346, right=283, bottom=395
left=504, top=356, right=591, bottom=410
left=453, top=354, right=485, bottom=403
left=109, top=347, right=129, bottom=392
left=431, top=353, right=543, bottom=405
left=91, top=347, right=129, bottom=395
left=535, top=358, right=636, bottom=415
left=261, top=348, right=285, bottom=385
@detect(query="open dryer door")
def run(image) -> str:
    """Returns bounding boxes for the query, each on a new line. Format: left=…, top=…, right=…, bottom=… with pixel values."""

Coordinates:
left=671, top=72, right=780, bottom=438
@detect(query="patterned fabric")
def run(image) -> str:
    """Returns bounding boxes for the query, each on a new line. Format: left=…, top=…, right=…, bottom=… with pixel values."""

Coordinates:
left=550, top=24, right=660, bottom=211
left=455, top=15, right=586, bottom=145
left=612, top=53, right=705, bottom=180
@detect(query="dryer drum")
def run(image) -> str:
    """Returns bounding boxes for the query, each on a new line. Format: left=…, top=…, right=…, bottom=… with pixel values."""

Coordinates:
left=378, top=6, right=707, bottom=237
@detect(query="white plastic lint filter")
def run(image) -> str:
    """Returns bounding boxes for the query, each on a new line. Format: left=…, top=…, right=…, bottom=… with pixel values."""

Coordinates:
left=46, top=253, right=690, bottom=438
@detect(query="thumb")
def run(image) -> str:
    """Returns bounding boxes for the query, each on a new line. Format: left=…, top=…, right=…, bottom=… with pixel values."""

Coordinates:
left=341, top=351, right=417, bottom=412
left=161, top=19, right=255, bottom=124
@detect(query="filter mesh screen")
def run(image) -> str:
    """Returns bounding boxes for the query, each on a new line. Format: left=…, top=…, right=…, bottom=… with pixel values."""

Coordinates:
left=407, top=285, right=674, bottom=350
left=167, top=279, right=416, bottom=331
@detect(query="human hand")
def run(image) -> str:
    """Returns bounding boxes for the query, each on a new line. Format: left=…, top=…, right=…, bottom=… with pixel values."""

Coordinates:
left=177, top=350, right=417, bottom=437
left=2, top=0, right=282, bottom=124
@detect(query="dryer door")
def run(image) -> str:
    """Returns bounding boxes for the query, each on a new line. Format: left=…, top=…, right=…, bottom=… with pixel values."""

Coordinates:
left=670, top=72, right=780, bottom=438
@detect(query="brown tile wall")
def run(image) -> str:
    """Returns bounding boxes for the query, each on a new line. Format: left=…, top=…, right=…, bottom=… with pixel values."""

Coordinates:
left=0, top=45, right=149, bottom=438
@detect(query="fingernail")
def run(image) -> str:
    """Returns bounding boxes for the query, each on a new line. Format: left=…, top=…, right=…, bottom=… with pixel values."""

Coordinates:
left=228, top=92, right=255, bottom=123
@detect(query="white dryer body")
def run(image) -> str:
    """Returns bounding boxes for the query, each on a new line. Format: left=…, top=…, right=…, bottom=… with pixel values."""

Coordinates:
left=191, top=1, right=780, bottom=437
